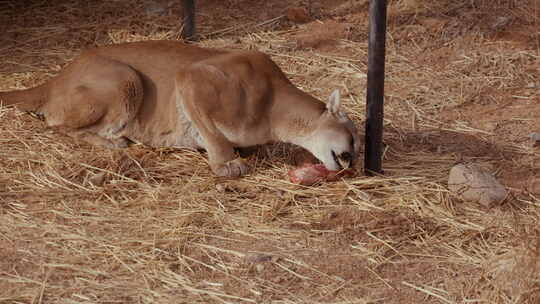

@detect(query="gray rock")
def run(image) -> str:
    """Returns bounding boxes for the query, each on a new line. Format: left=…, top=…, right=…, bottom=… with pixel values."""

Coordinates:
left=448, top=163, right=507, bottom=207
left=145, top=1, right=171, bottom=16
left=88, top=172, right=106, bottom=187
left=244, top=253, right=274, bottom=264
left=491, top=16, right=511, bottom=30
left=529, top=133, right=540, bottom=146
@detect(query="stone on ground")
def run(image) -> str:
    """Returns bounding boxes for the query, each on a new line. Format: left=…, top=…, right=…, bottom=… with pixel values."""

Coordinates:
left=448, top=163, right=507, bottom=207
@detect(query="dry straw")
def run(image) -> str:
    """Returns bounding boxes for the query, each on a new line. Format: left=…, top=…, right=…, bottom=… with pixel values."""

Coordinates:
left=1, top=0, right=539, bottom=303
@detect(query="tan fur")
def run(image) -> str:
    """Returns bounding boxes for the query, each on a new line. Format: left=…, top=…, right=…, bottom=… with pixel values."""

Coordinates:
left=0, top=41, right=360, bottom=176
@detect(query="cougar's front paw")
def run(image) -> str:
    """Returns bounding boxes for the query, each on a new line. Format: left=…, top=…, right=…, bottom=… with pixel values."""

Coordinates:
left=108, top=137, right=131, bottom=149
left=212, top=158, right=250, bottom=177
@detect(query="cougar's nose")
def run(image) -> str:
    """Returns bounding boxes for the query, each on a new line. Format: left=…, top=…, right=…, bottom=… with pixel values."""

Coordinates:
left=337, top=152, right=352, bottom=169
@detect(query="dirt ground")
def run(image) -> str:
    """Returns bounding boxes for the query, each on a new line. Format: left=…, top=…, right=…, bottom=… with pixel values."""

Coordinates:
left=1, top=0, right=539, bottom=303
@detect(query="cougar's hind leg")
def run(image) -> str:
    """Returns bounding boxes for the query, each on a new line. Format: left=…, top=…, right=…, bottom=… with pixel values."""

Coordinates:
left=92, top=65, right=144, bottom=143
left=45, top=58, right=143, bottom=149
left=67, top=130, right=130, bottom=149
left=44, top=85, right=109, bottom=147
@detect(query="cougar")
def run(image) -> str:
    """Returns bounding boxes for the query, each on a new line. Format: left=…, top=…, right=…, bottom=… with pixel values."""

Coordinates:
left=0, top=41, right=360, bottom=176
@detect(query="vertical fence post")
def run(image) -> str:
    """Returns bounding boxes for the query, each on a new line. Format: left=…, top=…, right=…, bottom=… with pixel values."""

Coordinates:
left=182, top=0, right=196, bottom=41
left=364, top=0, right=387, bottom=175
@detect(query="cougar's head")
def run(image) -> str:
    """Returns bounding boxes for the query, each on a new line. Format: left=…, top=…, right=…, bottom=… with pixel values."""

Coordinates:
left=304, top=90, right=360, bottom=171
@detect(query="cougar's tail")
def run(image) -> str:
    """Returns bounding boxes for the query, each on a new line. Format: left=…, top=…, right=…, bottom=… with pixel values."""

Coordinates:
left=0, top=83, right=49, bottom=112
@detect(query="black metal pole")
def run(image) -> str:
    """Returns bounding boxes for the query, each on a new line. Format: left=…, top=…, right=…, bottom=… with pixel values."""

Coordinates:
left=182, top=0, right=196, bottom=41
left=364, top=0, right=387, bottom=175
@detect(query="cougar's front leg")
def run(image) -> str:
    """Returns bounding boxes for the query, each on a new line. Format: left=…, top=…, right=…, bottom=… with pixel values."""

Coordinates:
left=175, top=73, right=250, bottom=177
left=200, top=131, right=250, bottom=177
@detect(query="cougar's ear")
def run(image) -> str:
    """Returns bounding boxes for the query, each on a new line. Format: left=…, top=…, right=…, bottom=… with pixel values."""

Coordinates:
left=327, top=89, right=341, bottom=114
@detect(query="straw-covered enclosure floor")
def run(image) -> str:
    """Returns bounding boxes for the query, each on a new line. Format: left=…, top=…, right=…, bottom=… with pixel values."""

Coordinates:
left=1, top=0, right=539, bottom=303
